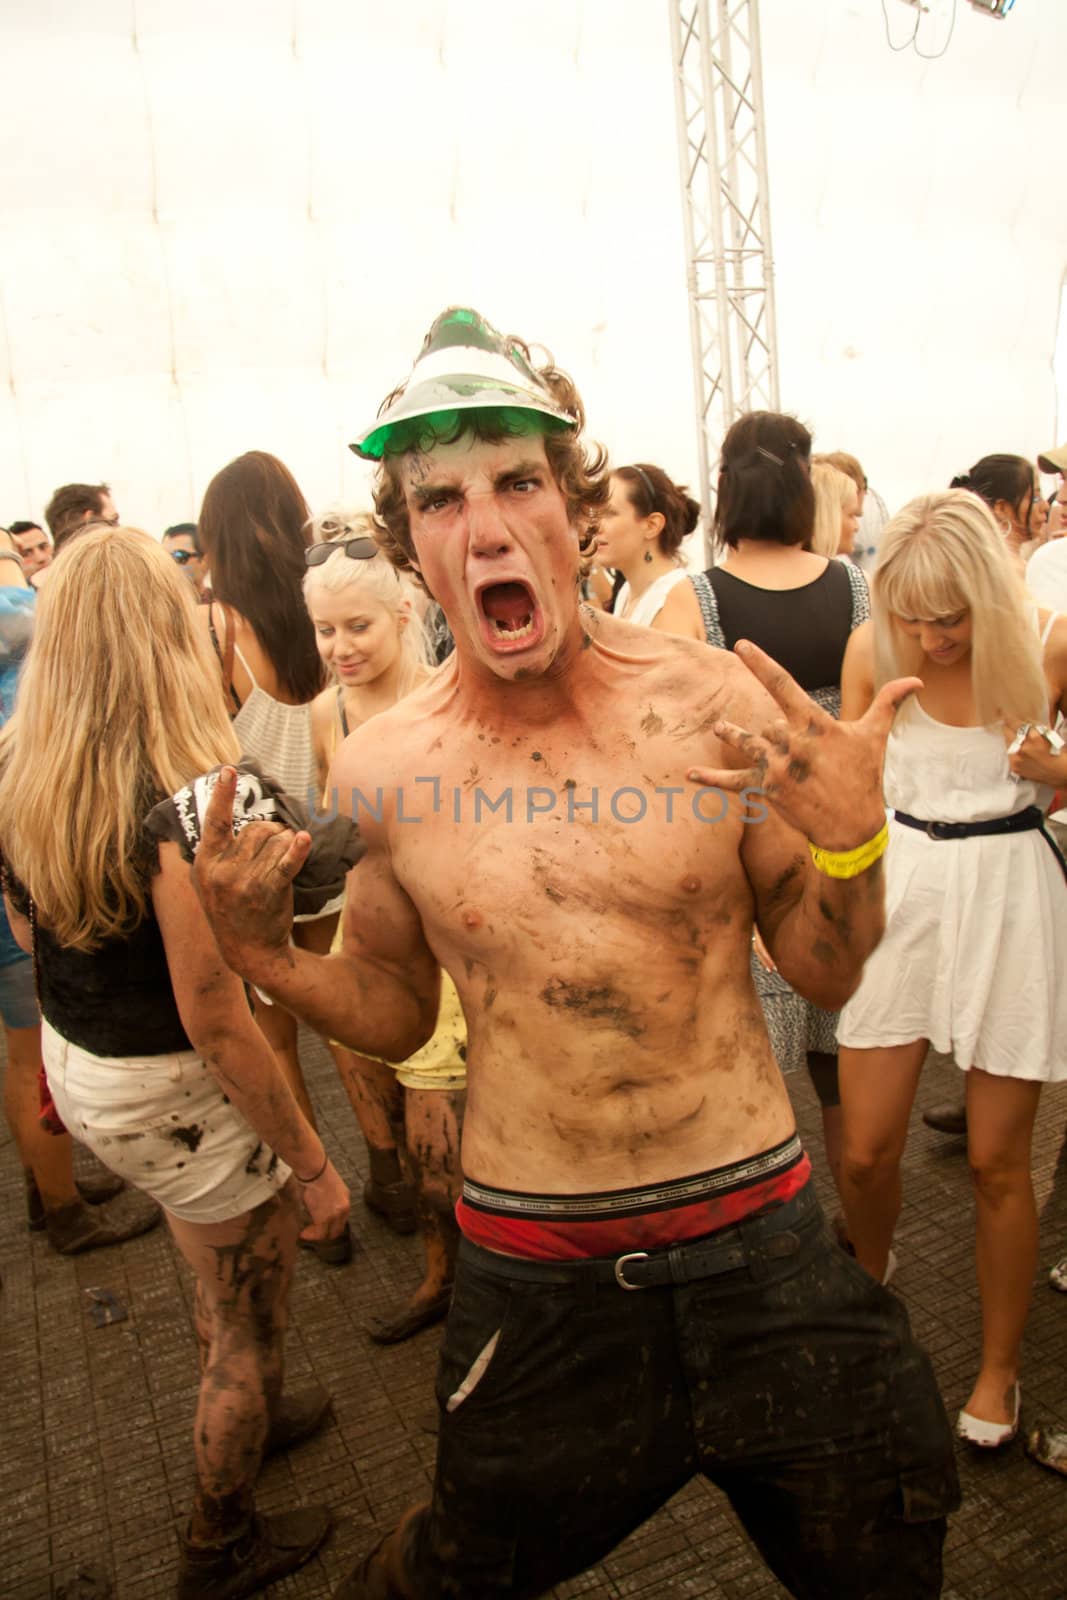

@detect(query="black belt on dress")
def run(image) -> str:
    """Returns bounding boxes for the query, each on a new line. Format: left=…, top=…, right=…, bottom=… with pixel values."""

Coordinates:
left=893, top=804, right=1067, bottom=881
left=892, top=804, right=1044, bottom=840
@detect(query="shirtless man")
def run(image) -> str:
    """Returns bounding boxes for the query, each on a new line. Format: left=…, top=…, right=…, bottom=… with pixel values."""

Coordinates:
left=195, top=309, right=959, bottom=1599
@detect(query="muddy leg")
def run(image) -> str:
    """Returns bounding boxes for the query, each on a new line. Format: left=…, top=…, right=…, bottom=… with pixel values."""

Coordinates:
left=407, top=1087, right=463, bottom=1298
left=167, top=1179, right=300, bottom=1543
left=328, top=1043, right=415, bottom=1231
left=367, top=1088, right=464, bottom=1345
left=193, top=1279, right=212, bottom=1376
left=329, top=1043, right=403, bottom=1150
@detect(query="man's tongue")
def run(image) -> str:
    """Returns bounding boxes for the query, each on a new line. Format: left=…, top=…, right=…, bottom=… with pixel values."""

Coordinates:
left=483, top=582, right=534, bottom=635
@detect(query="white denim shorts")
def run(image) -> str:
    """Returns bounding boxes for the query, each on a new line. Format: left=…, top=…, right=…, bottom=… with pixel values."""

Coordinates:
left=42, top=1019, right=292, bottom=1223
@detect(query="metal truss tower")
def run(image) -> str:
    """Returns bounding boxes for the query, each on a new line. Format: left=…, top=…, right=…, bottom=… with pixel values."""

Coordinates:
left=669, top=0, right=780, bottom=556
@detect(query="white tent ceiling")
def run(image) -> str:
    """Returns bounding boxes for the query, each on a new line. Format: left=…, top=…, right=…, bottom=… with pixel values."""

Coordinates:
left=0, top=0, right=1063, bottom=536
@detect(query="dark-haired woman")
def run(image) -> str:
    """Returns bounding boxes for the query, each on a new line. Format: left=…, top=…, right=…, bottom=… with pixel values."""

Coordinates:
left=196, top=453, right=345, bottom=1256
left=950, top=455, right=1047, bottom=569
left=592, top=464, right=700, bottom=626
left=655, top=411, right=868, bottom=1206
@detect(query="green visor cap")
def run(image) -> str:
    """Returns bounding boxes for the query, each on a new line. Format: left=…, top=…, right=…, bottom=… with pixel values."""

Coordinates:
left=351, top=307, right=577, bottom=462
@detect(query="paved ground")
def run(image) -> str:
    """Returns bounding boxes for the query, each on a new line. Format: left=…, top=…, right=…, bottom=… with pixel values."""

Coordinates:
left=1, top=1033, right=1065, bottom=1600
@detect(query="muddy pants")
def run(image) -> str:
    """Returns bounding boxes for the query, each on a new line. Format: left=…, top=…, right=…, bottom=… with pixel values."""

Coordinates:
left=366, top=1182, right=959, bottom=1599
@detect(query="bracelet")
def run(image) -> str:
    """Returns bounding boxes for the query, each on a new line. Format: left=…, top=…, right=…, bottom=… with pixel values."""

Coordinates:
left=808, top=818, right=889, bottom=879
left=296, top=1149, right=329, bottom=1184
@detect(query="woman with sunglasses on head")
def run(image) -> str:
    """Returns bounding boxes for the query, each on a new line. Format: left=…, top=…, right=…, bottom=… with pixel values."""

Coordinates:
left=0, top=527, right=348, bottom=1596
left=304, top=524, right=467, bottom=1343
left=592, top=463, right=700, bottom=626
left=196, top=453, right=348, bottom=1256
left=837, top=489, right=1067, bottom=1449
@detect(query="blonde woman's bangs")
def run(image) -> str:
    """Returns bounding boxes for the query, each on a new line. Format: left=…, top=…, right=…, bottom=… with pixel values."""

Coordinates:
left=875, top=545, right=968, bottom=625
left=871, top=491, right=1048, bottom=729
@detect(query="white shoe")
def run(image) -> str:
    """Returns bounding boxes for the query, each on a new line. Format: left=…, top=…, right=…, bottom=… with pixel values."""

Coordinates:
left=881, top=1248, right=898, bottom=1287
left=1049, top=1257, right=1067, bottom=1292
left=956, top=1383, right=1020, bottom=1449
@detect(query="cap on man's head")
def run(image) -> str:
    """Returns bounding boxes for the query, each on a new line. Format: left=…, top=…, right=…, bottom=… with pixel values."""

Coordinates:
left=1038, top=444, right=1067, bottom=475
left=350, top=307, right=577, bottom=462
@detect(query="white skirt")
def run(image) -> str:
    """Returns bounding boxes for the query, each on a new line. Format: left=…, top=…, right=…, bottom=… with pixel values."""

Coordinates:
left=837, top=820, right=1067, bottom=1082
left=43, top=1019, right=292, bottom=1221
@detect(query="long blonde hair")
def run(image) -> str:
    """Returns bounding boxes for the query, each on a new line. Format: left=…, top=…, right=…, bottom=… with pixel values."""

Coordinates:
left=302, top=513, right=433, bottom=699
left=810, top=463, right=856, bottom=558
left=0, top=527, right=239, bottom=950
left=872, top=490, right=1048, bottom=727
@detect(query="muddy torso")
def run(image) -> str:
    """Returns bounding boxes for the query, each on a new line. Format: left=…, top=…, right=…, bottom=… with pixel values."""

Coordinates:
left=342, top=619, right=795, bottom=1192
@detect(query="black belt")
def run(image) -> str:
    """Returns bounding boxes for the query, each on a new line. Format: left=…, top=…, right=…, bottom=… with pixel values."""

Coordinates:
left=893, top=804, right=1067, bottom=881
left=458, top=1181, right=820, bottom=1292
left=893, top=804, right=1044, bottom=840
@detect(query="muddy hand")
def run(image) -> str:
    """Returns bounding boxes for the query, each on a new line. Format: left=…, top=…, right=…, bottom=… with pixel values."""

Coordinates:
left=688, top=641, right=922, bottom=851
left=192, top=765, right=312, bottom=976
left=301, top=1160, right=350, bottom=1242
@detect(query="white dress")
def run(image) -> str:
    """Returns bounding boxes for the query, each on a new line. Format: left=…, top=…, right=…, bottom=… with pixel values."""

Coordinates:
left=615, top=568, right=689, bottom=627
left=837, top=698, right=1067, bottom=1081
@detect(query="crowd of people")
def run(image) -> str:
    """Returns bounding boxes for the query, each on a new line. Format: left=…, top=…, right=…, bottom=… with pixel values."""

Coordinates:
left=1, top=303, right=1065, bottom=1598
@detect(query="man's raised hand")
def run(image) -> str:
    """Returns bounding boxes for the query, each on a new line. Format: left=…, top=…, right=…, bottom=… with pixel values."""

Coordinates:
left=193, top=765, right=312, bottom=977
left=688, top=641, right=921, bottom=852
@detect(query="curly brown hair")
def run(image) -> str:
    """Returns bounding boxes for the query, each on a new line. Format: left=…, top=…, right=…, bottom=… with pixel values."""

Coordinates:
left=371, top=343, right=609, bottom=588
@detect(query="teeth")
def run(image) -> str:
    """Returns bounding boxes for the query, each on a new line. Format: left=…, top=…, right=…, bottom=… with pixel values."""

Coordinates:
left=491, top=619, right=534, bottom=640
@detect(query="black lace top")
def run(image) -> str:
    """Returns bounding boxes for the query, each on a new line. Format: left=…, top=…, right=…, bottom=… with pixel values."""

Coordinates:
left=690, top=558, right=869, bottom=717
left=4, top=831, right=192, bottom=1058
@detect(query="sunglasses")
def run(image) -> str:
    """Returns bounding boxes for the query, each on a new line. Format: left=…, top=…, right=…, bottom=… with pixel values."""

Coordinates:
left=305, top=536, right=379, bottom=567
left=170, top=548, right=198, bottom=566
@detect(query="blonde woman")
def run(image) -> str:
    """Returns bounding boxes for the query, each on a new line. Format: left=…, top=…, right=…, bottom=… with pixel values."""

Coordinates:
left=837, top=489, right=1067, bottom=1449
left=0, top=528, right=348, bottom=1596
left=304, top=530, right=467, bottom=1343
left=811, top=461, right=863, bottom=560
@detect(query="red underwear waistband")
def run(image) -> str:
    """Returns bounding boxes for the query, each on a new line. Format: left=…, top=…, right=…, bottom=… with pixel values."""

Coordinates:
left=456, top=1133, right=810, bottom=1261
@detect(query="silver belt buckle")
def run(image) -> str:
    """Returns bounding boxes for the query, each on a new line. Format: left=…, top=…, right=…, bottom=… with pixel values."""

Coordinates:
left=614, top=1250, right=650, bottom=1290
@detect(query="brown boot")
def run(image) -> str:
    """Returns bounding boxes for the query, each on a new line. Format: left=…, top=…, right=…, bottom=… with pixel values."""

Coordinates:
left=921, top=1100, right=967, bottom=1136
left=366, top=1285, right=452, bottom=1346
left=364, top=1147, right=417, bottom=1235
left=176, top=1506, right=332, bottom=1599
left=26, top=1169, right=124, bottom=1232
left=45, top=1193, right=161, bottom=1255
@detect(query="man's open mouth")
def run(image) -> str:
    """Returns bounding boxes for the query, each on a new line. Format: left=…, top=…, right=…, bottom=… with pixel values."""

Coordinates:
left=478, top=581, right=542, bottom=647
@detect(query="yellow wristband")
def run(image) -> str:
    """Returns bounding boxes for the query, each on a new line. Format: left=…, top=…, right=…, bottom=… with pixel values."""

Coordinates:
left=808, top=819, right=889, bottom=879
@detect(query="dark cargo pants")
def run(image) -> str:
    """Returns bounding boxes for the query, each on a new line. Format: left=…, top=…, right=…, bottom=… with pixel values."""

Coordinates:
left=354, top=1182, right=960, bottom=1599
